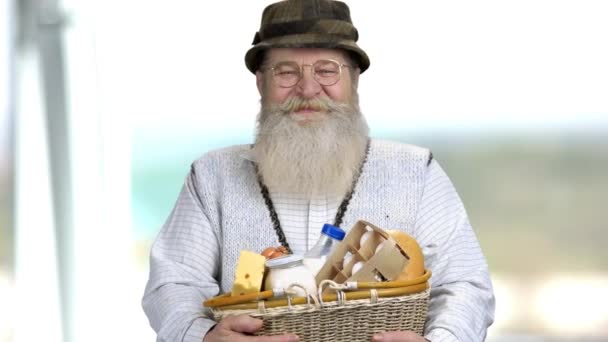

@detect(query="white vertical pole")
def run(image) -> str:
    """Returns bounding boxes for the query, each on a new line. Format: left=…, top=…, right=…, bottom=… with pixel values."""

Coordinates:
left=0, top=0, right=16, bottom=338
left=14, top=41, right=63, bottom=342
left=36, top=3, right=75, bottom=342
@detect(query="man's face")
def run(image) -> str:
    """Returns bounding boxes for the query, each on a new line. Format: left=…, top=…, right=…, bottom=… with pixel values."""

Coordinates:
left=252, top=48, right=368, bottom=196
left=256, top=48, right=356, bottom=122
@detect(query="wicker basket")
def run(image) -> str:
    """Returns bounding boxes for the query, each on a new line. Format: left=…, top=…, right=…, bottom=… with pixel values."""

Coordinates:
left=204, top=270, right=431, bottom=341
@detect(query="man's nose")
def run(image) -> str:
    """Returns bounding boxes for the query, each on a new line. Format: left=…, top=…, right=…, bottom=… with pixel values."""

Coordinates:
left=295, top=66, right=322, bottom=98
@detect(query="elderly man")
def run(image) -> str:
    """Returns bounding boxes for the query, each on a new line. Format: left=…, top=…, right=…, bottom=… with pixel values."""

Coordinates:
left=142, top=0, right=495, bottom=341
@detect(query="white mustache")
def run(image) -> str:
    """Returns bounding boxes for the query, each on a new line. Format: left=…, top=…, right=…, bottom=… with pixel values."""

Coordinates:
left=272, top=96, right=351, bottom=115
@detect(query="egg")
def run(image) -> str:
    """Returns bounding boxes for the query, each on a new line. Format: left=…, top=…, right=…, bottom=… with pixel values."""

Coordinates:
left=343, top=252, right=354, bottom=267
left=352, top=261, right=365, bottom=275
left=359, top=230, right=374, bottom=247
left=373, top=271, right=385, bottom=282
left=374, top=240, right=388, bottom=255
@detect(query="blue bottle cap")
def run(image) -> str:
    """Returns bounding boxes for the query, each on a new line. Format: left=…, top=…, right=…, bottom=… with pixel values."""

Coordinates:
left=321, top=223, right=346, bottom=241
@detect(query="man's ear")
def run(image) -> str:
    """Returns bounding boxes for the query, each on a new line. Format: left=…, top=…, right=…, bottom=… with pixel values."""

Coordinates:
left=351, top=67, right=361, bottom=90
left=256, top=71, right=264, bottom=96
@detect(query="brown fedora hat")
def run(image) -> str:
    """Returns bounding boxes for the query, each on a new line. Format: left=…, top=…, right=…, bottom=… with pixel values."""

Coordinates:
left=245, top=0, right=370, bottom=74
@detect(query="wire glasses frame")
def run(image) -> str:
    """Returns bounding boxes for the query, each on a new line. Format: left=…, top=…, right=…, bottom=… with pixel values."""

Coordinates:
left=262, top=59, right=351, bottom=88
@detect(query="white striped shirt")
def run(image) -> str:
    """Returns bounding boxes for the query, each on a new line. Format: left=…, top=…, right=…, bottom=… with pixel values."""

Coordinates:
left=270, top=192, right=341, bottom=254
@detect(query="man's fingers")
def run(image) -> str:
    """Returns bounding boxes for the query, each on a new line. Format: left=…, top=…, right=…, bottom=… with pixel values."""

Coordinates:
left=221, top=315, right=263, bottom=334
left=372, top=330, right=423, bottom=342
left=250, top=334, right=299, bottom=342
left=216, top=315, right=299, bottom=341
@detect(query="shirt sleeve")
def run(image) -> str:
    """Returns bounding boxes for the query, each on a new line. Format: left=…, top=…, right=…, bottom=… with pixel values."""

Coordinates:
left=142, top=166, right=221, bottom=342
left=414, top=159, right=495, bottom=342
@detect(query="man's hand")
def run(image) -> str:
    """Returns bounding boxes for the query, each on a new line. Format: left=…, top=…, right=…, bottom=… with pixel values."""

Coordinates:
left=203, top=314, right=299, bottom=342
left=371, top=330, right=427, bottom=342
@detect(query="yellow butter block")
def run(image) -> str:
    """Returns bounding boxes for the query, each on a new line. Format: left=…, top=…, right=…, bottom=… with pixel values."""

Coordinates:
left=231, top=250, right=266, bottom=296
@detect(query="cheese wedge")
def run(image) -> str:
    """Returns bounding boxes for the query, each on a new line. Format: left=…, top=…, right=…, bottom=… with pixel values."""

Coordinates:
left=231, top=250, right=266, bottom=296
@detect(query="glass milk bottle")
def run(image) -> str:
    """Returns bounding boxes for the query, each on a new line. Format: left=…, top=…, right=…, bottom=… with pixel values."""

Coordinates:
left=303, top=223, right=346, bottom=276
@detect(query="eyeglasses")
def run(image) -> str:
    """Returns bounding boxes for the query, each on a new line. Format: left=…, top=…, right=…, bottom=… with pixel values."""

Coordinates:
left=262, top=59, right=351, bottom=88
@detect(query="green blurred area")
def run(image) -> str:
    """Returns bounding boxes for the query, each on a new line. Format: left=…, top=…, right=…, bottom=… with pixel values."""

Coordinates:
left=131, top=135, right=250, bottom=240
left=132, top=131, right=608, bottom=274
left=424, top=133, right=608, bottom=274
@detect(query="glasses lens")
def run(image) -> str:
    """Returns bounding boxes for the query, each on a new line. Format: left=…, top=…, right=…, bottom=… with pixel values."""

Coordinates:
left=272, top=62, right=300, bottom=87
left=313, top=60, right=341, bottom=85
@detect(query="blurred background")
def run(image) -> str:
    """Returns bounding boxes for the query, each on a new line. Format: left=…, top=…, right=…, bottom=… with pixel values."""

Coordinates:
left=1, top=0, right=607, bottom=341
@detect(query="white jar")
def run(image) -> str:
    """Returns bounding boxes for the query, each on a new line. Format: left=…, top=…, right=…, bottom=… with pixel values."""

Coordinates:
left=264, top=255, right=317, bottom=297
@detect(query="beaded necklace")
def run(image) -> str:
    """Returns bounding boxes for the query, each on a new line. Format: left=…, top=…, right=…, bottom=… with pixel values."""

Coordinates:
left=255, top=139, right=370, bottom=254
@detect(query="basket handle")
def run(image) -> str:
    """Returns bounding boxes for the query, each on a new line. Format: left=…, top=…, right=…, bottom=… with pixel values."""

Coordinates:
left=204, top=269, right=432, bottom=309
left=285, top=284, right=319, bottom=309
left=318, top=280, right=350, bottom=306
left=204, top=289, right=275, bottom=308
left=213, top=282, right=429, bottom=311
left=317, top=269, right=431, bottom=293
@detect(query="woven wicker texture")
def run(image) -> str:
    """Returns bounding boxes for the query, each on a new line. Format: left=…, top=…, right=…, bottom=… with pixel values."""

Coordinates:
left=212, top=289, right=429, bottom=341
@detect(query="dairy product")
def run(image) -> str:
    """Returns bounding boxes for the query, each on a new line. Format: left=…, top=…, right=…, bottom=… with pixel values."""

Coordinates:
left=231, top=250, right=266, bottom=296
left=264, top=255, right=317, bottom=297
left=303, top=224, right=345, bottom=276
left=302, top=256, right=326, bottom=276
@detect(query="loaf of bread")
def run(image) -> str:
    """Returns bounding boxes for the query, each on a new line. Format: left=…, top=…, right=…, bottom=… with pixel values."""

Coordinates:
left=386, top=230, right=425, bottom=280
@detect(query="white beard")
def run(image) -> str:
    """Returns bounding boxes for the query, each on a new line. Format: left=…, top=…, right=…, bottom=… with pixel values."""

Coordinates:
left=253, top=95, right=369, bottom=197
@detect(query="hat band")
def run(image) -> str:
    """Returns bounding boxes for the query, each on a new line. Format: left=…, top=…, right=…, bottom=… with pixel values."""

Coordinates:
left=253, top=19, right=358, bottom=44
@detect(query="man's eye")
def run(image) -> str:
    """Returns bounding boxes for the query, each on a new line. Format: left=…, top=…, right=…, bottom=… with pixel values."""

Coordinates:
left=277, top=70, right=298, bottom=76
left=317, top=69, right=338, bottom=76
